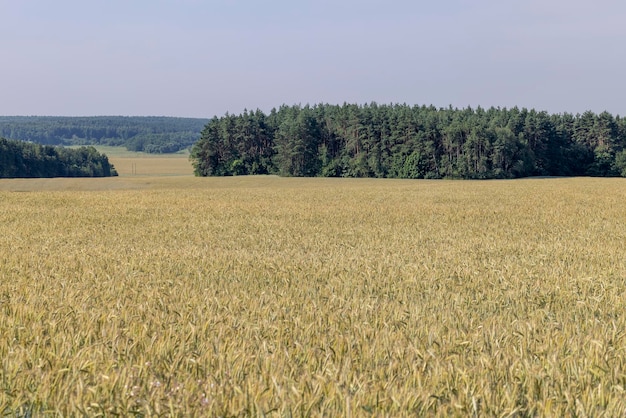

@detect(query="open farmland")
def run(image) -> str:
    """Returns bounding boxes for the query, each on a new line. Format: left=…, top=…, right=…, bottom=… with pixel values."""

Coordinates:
left=1, top=168, right=626, bottom=415
left=88, top=145, right=194, bottom=177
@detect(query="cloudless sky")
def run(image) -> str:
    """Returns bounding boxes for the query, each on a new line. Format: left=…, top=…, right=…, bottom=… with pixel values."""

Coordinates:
left=1, top=0, right=625, bottom=118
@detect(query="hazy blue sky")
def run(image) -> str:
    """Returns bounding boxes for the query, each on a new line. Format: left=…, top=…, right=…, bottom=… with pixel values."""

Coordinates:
left=1, top=0, right=625, bottom=118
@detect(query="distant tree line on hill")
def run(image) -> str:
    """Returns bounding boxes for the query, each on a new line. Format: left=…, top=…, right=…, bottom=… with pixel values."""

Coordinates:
left=0, top=116, right=209, bottom=153
left=190, top=103, right=626, bottom=179
left=0, top=138, right=117, bottom=178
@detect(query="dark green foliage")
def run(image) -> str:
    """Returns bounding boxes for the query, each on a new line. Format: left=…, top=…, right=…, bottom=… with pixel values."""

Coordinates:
left=0, top=138, right=117, bottom=178
left=0, top=116, right=208, bottom=154
left=189, top=103, right=626, bottom=179
left=190, top=110, right=274, bottom=176
left=274, top=107, right=321, bottom=176
left=614, top=150, right=626, bottom=177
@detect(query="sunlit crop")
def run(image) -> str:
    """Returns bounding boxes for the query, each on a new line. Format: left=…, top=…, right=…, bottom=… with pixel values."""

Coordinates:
left=1, top=174, right=626, bottom=416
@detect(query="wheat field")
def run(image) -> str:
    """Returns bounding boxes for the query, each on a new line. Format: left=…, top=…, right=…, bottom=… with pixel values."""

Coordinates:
left=1, top=167, right=626, bottom=415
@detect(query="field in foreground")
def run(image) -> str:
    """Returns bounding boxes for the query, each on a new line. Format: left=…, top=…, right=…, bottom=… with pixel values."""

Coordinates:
left=1, top=176, right=626, bottom=416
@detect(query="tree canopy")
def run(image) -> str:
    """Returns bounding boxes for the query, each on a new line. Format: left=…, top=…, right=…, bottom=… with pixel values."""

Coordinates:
left=190, top=104, right=626, bottom=179
left=0, top=116, right=209, bottom=154
left=0, top=138, right=117, bottom=178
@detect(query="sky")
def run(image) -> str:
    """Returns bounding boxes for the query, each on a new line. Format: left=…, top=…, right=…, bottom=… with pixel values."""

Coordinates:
left=1, top=0, right=625, bottom=118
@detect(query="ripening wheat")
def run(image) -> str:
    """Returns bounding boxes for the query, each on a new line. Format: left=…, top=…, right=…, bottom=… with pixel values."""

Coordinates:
left=1, top=175, right=626, bottom=416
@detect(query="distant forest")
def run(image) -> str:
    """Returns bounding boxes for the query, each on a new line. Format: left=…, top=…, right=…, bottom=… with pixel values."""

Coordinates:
left=0, top=138, right=117, bottom=178
left=190, top=103, right=626, bottom=179
left=0, top=116, right=209, bottom=153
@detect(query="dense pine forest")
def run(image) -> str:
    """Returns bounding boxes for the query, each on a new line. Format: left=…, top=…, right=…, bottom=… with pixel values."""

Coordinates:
left=190, top=103, right=626, bottom=179
left=0, top=116, right=208, bottom=153
left=0, top=138, right=117, bottom=178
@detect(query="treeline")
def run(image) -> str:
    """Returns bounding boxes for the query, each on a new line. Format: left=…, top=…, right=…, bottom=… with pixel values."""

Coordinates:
left=0, top=116, right=209, bottom=153
left=0, top=138, right=117, bottom=178
left=190, top=103, right=626, bottom=179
